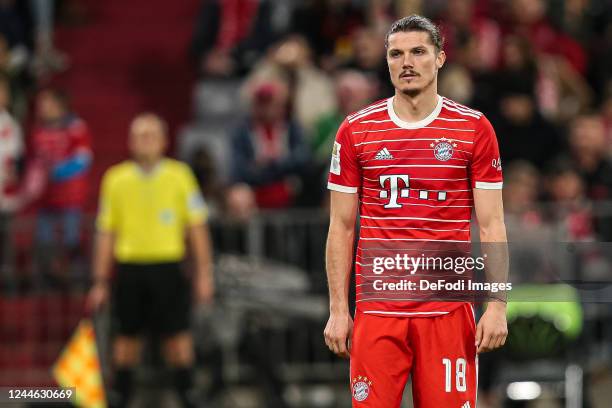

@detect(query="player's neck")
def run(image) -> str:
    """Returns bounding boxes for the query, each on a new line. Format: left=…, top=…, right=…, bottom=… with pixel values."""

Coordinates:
left=392, top=87, right=439, bottom=123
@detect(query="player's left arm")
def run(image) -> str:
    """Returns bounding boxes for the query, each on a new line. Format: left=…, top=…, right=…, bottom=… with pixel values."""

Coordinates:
left=471, top=114, right=509, bottom=353
left=473, top=189, right=508, bottom=353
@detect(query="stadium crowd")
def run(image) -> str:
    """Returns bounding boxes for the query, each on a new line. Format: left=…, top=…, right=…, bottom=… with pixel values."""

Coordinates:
left=181, top=0, right=612, bottom=243
left=1, top=0, right=611, bottom=262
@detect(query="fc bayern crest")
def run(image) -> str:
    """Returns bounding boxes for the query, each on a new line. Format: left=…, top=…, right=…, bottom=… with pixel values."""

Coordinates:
left=431, top=137, right=457, bottom=161
left=352, top=376, right=372, bottom=402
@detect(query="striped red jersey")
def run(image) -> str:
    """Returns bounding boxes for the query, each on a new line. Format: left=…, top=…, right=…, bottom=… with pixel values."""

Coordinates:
left=327, top=95, right=503, bottom=317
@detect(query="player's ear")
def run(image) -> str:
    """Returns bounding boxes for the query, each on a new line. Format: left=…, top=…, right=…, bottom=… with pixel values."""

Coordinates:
left=436, top=50, right=446, bottom=69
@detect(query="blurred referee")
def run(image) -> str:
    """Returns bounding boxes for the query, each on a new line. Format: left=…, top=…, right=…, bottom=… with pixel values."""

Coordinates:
left=87, top=113, right=214, bottom=408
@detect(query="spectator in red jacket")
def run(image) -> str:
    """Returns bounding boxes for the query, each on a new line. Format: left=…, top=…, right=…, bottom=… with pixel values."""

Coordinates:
left=31, top=88, right=92, bottom=281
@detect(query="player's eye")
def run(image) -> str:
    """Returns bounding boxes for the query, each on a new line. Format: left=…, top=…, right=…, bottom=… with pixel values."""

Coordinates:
left=389, top=50, right=401, bottom=58
left=412, top=48, right=425, bottom=55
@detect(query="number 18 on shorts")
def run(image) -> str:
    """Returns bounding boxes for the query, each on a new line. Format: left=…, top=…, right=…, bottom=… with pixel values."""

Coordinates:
left=349, top=304, right=477, bottom=407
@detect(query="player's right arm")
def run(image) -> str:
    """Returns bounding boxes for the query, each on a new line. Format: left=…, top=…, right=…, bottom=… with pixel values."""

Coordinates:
left=324, top=118, right=360, bottom=359
left=324, top=190, right=358, bottom=359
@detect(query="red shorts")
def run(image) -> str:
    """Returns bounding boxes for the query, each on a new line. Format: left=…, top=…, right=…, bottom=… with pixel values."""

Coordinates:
left=349, top=303, right=477, bottom=407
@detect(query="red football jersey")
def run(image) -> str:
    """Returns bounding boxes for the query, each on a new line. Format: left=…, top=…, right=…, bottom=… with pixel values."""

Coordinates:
left=327, top=95, right=503, bottom=317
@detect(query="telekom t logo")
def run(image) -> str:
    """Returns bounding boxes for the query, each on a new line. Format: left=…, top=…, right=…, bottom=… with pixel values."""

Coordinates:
left=379, top=175, right=409, bottom=209
left=379, top=174, right=447, bottom=208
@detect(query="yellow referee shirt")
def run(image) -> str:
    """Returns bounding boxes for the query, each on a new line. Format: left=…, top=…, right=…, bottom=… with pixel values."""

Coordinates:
left=96, top=159, right=207, bottom=263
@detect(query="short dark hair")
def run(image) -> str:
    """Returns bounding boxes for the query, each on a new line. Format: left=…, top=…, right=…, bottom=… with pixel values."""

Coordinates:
left=385, top=15, right=444, bottom=52
left=40, top=87, right=71, bottom=112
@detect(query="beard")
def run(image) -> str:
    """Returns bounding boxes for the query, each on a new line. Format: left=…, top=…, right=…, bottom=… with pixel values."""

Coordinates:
left=399, top=74, right=436, bottom=97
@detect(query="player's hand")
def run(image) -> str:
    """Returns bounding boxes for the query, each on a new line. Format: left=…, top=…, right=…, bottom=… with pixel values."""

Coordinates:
left=476, top=302, right=508, bottom=353
left=324, top=312, right=353, bottom=359
left=194, top=273, right=214, bottom=305
left=86, top=281, right=109, bottom=312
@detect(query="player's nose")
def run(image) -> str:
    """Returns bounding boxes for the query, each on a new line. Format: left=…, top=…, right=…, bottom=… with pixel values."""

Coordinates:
left=401, top=55, right=415, bottom=69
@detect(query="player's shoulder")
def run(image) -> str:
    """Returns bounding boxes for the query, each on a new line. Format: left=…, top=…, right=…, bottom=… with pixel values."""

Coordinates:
left=344, top=98, right=390, bottom=127
left=439, top=96, right=489, bottom=126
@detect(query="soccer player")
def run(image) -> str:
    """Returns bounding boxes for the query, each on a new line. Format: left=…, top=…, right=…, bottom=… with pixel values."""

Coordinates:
left=323, top=15, right=508, bottom=407
left=87, top=113, right=214, bottom=408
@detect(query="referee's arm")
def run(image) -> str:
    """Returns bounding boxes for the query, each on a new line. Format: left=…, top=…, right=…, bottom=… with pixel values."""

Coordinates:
left=88, top=231, right=114, bottom=311
left=183, top=165, right=214, bottom=304
left=88, top=170, right=117, bottom=311
left=189, top=223, right=214, bottom=304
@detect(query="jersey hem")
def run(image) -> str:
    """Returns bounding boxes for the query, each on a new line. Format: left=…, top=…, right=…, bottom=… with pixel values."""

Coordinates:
left=474, top=181, right=503, bottom=189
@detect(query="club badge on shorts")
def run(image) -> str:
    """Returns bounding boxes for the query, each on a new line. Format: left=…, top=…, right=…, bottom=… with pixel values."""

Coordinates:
left=431, top=137, right=457, bottom=161
left=352, top=375, right=372, bottom=402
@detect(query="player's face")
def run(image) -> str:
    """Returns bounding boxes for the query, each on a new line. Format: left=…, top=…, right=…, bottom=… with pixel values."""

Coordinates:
left=386, top=31, right=445, bottom=97
left=129, top=118, right=167, bottom=162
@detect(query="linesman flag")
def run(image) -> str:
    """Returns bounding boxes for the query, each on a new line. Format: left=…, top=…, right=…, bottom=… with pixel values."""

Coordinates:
left=52, top=319, right=107, bottom=408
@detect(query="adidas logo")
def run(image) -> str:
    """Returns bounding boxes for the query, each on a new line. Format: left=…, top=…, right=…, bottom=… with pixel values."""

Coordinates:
left=375, top=147, right=394, bottom=160
left=461, top=402, right=471, bottom=408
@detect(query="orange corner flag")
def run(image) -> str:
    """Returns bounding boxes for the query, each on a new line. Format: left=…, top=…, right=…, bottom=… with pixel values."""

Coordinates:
left=52, top=319, right=107, bottom=408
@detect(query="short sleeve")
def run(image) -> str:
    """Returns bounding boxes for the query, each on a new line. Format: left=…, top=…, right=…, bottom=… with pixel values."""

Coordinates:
left=470, top=115, right=503, bottom=189
left=327, top=119, right=360, bottom=193
left=96, top=169, right=117, bottom=232
left=181, top=165, right=208, bottom=225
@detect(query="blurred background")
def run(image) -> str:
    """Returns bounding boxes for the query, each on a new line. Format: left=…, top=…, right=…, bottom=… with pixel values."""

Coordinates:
left=0, top=0, right=611, bottom=407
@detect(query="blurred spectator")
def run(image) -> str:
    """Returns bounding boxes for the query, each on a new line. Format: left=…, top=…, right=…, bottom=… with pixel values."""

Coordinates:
left=558, top=0, right=591, bottom=39
left=225, top=183, right=257, bottom=221
left=291, top=0, right=365, bottom=66
left=0, top=74, right=22, bottom=276
left=229, top=79, right=309, bottom=213
left=501, top=161, right=555, bottom=287
left=508, top=0, right=587, bottom=75
left=567, top=113, right=612, bottom=201
left=0, top=74, right=22, bottom=210
left=248, top=35, right=336, bottom=133
left=493, top=85, right=563, bottom=170
left=545, top=158, right=595, bottom=241
left=563, top=112, right=612, bottom=241
left=537, top=52, right=592, bottom=122
left=190, top=0, right=292, bottom=78
left=439, top=0, right=502, bottom=72
left=309, top=70, right=376, bottom=206
left=502, top=160, right=542, bottom=228
left=494, top=34, right=591, bottom=123
left=31, top=88, right=92, bottom=280
left=489, top=35, right=565, bottom=169
left=311, top=70, right=375, bottom=162
left=438, top=64, right=474, bottom=105
left=341, top=27, right=394, bottom=99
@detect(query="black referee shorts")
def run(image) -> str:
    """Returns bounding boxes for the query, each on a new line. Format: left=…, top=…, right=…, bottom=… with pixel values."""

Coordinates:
left=112, top=262, right=191, bottom=337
